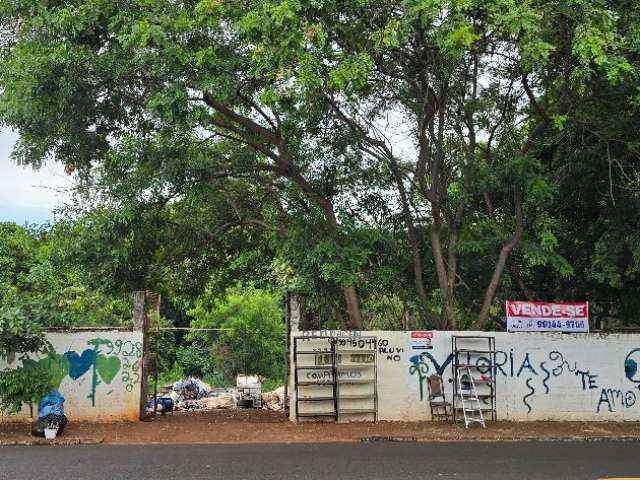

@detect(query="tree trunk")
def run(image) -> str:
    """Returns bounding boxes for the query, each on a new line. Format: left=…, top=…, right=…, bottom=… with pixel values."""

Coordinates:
left=387, top=157, right=429, bottom=308
left=343, top=285, right=363, bottom=330
left=508, top=261, right=535, bottom=301
left=203, top=95, right=366, bottom=332
left=473, top=189, right=524, bottom=329
left=429, top=216, right=456, bottom=330
left=278, top=155, right=365, bottom=330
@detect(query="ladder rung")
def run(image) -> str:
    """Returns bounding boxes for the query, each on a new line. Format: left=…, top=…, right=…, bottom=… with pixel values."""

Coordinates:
left=452, top=336, right=493, bottom=339
left=339, top=394, right=376, bottom=399
left=455, top=364, right=492, bottom=369
left=338, top=409, right=376, bottom=414
left=296, top=412, right=336, bottom=417
left=456, top=406, right=494, bottom=411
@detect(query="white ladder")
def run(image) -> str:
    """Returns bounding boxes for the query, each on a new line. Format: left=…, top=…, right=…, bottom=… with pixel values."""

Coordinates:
left=456, top=365, right=486, bottom=428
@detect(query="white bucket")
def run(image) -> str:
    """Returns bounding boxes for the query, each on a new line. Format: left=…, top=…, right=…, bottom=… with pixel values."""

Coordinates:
left=44, top=427, right=58, bottom=440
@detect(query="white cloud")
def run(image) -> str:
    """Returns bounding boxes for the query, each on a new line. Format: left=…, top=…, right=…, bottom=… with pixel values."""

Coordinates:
left=0, top=127, right=73, bottom=224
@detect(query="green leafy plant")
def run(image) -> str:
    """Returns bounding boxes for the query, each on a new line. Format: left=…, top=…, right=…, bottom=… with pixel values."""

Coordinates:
left=0, top=307, right=53, bottom=417
left=189, top=285, right=284, bottom=383
left=0, top=367, right=54, bottom=415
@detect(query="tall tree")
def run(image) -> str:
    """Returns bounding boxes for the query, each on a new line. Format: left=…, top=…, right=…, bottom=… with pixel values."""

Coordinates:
left=0, top=0, right=368, bottom=328
left=233, top=0, right=639, bottom=328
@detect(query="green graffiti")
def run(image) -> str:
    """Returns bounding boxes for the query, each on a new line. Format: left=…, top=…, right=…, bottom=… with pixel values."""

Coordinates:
left=87, top=338, right=113, bottom=349
left=409, top=355, right=430, bottom=401
left=22, top=353, right=70, bottom=389
left=86, top=338, right=112, bottom=406
left=19, top=337, right=134, bottom=407
left=95, top=354, right=121, bottom=384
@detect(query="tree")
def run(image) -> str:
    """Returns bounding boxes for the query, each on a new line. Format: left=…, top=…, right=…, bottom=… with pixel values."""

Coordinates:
left=0, top=0, right=369, bottom=328
left=2, top=0, right=639, bottom=332
left=231, top=0, right=639, bottom=328
left=0, top=222, right=130, bottom=328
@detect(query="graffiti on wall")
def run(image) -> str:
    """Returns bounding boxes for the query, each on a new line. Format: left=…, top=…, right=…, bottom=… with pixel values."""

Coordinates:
left=378, top=339, right=405, bottom=362
left=409, top=346, right=640, bottom=415
left=22, top=337, right=142, bottom=406
left=408, top=352, right=454, bottom=400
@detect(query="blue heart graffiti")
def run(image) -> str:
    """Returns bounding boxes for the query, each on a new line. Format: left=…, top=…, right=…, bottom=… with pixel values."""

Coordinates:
left=64, top=349, right=96, bottom=380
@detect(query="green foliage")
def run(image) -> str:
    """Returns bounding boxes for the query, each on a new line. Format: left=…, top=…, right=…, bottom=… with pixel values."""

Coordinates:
left=176, top=343, right=216, bottom=379
left=0, top=367, right=54, bottom=414
left=0, top=298, right=53, bottom=414
left=0, top=307, right=51, bottom=362
left=0, top=222, right=130, bottom=328
left=189, top=285, right=284, bottom=382
left=153, top=319, right=178, bottom=374
left=1, top=0, right=640, bottom=332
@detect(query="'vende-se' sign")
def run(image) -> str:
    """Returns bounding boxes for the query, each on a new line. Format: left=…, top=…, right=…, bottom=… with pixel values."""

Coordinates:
left=506, top=301, right=589, bottom=333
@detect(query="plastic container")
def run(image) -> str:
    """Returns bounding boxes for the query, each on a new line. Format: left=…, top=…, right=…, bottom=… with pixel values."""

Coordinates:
left=44, top=427, right=58, bottom=440
left=236, top=375, right=260, bottom=389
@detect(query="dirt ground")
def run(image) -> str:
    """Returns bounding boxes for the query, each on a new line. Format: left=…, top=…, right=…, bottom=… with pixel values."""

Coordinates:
left=2, top=409, right=640, bottom=445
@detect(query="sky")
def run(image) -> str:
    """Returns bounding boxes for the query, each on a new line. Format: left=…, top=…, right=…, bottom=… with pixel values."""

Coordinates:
left=0, top=127, right=73, bottom=225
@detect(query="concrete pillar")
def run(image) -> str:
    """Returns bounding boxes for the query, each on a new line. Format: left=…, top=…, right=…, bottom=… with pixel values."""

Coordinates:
left=132, top=290, right=160, bottom=421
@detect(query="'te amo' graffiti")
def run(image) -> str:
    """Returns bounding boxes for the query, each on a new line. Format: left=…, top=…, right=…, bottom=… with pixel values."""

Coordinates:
left=410, top=347, right=640, bottom=415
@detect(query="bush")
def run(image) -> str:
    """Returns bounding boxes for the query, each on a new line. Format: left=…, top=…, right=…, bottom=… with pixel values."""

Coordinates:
left=0, top=306, right=53, bottom=415
left=188, top=285, right=284, bottom=383
left=175, top=343, right=216, bottom=379
left=0, top=367, right=53, bottom=414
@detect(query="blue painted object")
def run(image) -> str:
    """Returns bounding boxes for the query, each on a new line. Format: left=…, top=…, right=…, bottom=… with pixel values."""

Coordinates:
left=38, top=390, right=65, bottom=418
left=64, top=349, right=96, bottom=380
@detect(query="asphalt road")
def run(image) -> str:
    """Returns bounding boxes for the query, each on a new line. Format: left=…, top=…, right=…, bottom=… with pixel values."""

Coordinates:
left=0, top=442, right=638, bottom=480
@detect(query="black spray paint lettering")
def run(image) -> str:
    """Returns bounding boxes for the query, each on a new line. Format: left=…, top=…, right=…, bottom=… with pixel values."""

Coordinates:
left=379, top=346, right=404, bottom=362
left=523, top=377, right=535, bottom=413
left=540, top=361, right=551, bottom=394
left=417, top=352, right=453, bottom=376
left=575, top=369, right=599, bottom=390
left=305, top=370, right=362, bottom=380
left=517, top=353, right=538, bottom=377
left=421, top=348, right=609, bottom=414
left=494, top=351, right=508, bottom=376
left=597, top=388, right=636, bottom=413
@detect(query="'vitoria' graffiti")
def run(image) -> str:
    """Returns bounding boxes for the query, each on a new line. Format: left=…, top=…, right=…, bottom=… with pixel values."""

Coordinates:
left=409, top=346, right=640, bottom=415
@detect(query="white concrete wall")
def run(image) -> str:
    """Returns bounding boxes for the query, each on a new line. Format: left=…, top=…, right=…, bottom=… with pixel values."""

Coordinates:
left=290, top=330, right=640, bottom=422
left=1, top=330, right=143, bottom=422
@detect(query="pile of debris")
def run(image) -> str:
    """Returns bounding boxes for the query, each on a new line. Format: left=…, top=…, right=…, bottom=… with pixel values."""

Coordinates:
left=160, top=378, right=239, bottom=412
left=148, top=376, right=285, bottom=414
left=172, top=378, right=210, bottom=401
left=261, top=386, right=285, bottom=411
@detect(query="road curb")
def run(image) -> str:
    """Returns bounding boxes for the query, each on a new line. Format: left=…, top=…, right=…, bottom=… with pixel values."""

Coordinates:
left=0, top=438, right=104, bottom=447
left=2, top=435, right=638, bottom=446
left=414, top=435, right=640, bottom=442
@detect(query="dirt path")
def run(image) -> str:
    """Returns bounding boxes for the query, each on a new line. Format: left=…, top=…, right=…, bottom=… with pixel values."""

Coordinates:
left=2, top=409, right=640, bottom=445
